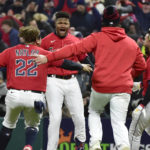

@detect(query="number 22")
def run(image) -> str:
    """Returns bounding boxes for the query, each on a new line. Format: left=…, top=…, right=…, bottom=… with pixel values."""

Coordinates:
left=15, top=59, right=37, bottom=77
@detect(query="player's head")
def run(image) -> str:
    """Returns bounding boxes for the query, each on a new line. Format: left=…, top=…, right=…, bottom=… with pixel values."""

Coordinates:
left=19, top=26, right=41, bottom=46
left=1, top=19, right=13, bottom=33
left=55, top=11, right=70, bottom=38
left=102, top=5, right=120, bottom=27
left=144, top=28, right=150, bottom=49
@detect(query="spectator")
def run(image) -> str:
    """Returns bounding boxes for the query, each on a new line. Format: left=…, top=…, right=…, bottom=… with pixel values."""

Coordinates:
left=1, top=19, right=20, bottom=47
left=33, top=13, right=54, bottom=37
left=70, top=0, right=101, bottom=36
left=0, top=71, right=7, bottom=117
left=0, top=0, right=10, bottom=15
left=0, top=32, right=8, bottom=52
left=132, top=0, right=150, bottom=33
left=127, top=22, right=140, bottom=41
left=24, top=0, right=38, bottom=25
left=7, top=0, right=24, bottom=15
left=53, top=0, right=77, bottom=15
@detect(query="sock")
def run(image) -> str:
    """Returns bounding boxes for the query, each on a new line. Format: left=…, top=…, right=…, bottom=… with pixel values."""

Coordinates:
left=0, top=126, right=13, bottom=150
left=25, top=127, right=38, bottom=146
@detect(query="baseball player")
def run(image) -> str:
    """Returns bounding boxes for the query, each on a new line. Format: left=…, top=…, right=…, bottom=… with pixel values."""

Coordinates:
left=40, top=11, right=93, bottom=150
left=35, top=5, right=146, bottom=150
left=129, top=29, right=150, bottom=150
left=0, top=26, right=91, bottom=150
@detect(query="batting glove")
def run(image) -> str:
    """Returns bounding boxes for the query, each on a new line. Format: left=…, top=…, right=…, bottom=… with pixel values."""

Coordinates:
left=34, top=101, right=46, bottom=113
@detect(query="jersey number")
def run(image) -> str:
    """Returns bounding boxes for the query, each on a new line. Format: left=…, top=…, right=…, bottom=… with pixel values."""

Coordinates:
left=15, top=59, right=37, bottom=77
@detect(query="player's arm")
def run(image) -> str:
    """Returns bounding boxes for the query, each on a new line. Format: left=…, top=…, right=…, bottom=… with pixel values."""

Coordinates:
left=50, top=59, right=92, bottom=72
left=131, top=47, right=147, bottom=78
left=48, top=34, right=97, bottom=62
left=34, top=34, right=97, bottom=65
left=0, top=49, right=9, bottom=67
left=79, top=54, right=94, bottom=69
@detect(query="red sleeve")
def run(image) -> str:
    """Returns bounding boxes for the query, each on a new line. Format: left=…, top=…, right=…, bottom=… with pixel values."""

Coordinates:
left=0, top=49, right=9, bottom=67
left=77, top=53, right=87, bottom=61
left=46, top=34, right=97, bottom=62
left=146, top=58, right=150, bottom=80
left=131, top=47, right=146, bottom=78
left=40, top=49, right=63, bottom=67
left=48, top=60, right=63, bottom=67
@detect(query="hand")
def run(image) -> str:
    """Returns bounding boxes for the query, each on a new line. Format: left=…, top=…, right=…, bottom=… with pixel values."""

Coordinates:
left=34, top=55, right=48, bottom=65
left=34, top=101, right=46, bottom=113
left=132, top=82, right=141, bottom=92
left=82, top=64, right=93, bottom=73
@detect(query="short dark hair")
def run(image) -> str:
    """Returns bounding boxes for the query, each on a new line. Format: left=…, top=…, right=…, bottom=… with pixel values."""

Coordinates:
left=19, top=26, right=40, bottom=43
left=55, top=11, right=70, bottom=20
left=1, top=19, right=13, bottom=27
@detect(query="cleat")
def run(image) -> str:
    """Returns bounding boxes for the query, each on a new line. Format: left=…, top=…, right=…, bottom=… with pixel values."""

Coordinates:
left=89, top=141, right=101, bottom=150
left=75, top=138, right=84, bottom=150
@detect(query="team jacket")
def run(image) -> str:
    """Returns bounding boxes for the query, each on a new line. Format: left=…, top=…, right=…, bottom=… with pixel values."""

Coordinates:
left=0, top=44, right=62, bottom=92
left=41, top=32, right=86, bottom=76
left=47, top=27, right=146, bottom=94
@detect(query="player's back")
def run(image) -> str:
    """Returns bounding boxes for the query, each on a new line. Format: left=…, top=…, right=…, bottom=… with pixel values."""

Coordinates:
left=0, top=44, right=49, bottom=92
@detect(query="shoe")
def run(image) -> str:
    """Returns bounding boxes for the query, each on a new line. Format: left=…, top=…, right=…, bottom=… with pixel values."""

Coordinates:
left=23, top=145, right=32, bottom=150
left=75, top=138, right=84, bottom=150
left=89, top=141, right=101, bottom=150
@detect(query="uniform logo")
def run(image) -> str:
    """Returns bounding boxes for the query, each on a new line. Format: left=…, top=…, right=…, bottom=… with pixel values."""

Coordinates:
left=50, top=40, right=55, bottom=43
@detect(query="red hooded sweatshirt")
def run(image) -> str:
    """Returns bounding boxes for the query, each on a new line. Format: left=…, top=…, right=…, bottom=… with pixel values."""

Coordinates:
left=47, top=27, right=146, bottom=94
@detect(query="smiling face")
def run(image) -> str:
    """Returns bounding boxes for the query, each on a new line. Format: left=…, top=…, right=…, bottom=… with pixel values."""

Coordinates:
left=55, top=17, right=70, bottom=38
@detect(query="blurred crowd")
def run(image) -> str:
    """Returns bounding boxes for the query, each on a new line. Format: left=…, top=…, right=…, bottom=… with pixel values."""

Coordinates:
left=0, top=0, right=150, bottom=118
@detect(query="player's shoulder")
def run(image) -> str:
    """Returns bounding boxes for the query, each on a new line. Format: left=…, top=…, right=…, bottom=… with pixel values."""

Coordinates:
left=42, top=32, right=55, bottom=41
left=36, top=46, right=49, bottom=55
left=67, top=33, right=80, bottom=41
left=3, top=44, right=21, bottom=53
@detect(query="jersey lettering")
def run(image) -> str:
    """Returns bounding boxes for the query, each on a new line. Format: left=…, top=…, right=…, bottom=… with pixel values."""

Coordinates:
left=16, top=49, right=39, bottom=56
left=15, top=59, right=37, bottom=77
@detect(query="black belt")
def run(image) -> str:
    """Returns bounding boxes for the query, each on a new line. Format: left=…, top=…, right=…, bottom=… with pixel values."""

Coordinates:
left=10, top=89, right=44, bottom=94
left=31, top=90, right=44, bottom=94
left=48, top=74, right=76, bottom=79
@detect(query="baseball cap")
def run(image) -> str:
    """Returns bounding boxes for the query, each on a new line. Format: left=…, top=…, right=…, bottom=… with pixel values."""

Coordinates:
left=103, top=5, right=120, bottom=26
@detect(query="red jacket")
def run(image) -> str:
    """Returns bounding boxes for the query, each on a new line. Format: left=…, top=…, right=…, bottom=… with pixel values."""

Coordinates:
left=41, top=32, right=86, bottom=75
left=47, top=27, right=146, bottom=94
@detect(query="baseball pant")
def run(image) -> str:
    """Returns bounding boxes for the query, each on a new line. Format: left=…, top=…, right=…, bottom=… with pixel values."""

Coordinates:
left=88, top=88, right=130, bottom=150
left=3, top=89, right=45, bottom=130
left=129, top=102, right=150, bottom=150
left=46, top=77, right=86, bottom=150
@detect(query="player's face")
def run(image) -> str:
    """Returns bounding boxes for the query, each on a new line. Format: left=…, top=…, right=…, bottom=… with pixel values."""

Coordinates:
left=55, top=18, right=70, bottom=38
left=144, top=33, right=150, bottom=48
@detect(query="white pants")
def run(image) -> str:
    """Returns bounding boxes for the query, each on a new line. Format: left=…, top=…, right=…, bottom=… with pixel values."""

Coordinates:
left=3, top=89, right=45, bottom=129
left=129, top=102, right=150, bottom=150
left=88, top=88, right=130, bottom=150
left=46, top=77, right=86, bottom=150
